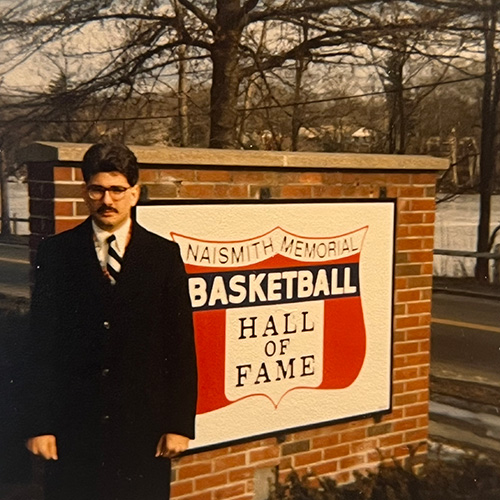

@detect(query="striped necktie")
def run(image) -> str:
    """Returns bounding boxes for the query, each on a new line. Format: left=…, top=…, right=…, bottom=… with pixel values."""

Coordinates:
left=106, top=234, right=123, bottom=285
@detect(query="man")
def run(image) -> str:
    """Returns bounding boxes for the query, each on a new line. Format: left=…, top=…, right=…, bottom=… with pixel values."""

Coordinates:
left=22, top=142, right=197, bottom=500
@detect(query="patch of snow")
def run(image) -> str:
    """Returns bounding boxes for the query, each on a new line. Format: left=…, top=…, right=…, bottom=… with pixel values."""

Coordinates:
left=430, top=401, right=500, bottom=440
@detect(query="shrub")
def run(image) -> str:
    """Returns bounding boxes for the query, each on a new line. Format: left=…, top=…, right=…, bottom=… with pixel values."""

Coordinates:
left=268, top=448, right=500, bottom=500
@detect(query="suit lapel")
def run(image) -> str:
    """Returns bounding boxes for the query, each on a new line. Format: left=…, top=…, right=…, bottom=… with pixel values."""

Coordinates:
left=76, top=219, right=150, bottom=305
left=74, top=218, right=113, bottom=300
left=111, top=220, right=148, bottom=302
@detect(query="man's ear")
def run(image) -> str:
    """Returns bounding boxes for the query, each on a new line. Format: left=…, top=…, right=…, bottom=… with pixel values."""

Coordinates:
left=131, top=184, right=141, bottom=206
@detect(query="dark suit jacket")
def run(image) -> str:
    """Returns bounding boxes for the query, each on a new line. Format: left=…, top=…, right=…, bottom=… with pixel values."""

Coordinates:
left=22, top=217, right=197, bottom=466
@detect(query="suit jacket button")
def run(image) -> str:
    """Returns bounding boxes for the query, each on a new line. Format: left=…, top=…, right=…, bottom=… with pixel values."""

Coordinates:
left=102, top=415, right=110, bottom=423
left=102, top=368, right=110, bottom=376
left=103, top=321, right=110, bottom=330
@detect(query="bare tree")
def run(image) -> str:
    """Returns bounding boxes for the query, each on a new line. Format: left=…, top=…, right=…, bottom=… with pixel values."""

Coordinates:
left=290, top=20, right=311, bottom=151
left=2, top=0, right=454, bottom=149
left=475, top=2, right=500, bottom=281
left=412, top=0, right=500, bottom=281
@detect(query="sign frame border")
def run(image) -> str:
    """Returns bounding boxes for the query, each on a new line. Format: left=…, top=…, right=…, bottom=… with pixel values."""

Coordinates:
left=135, top=198, right=397, bottom=454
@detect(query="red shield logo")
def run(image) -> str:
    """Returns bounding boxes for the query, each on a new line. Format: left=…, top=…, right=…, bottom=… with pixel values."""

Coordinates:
left=172, top=227, right=368, bottom=414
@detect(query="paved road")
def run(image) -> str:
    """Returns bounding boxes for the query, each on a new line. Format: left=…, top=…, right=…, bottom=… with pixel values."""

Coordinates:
left=0, top=243, right=29, bottom=299
left=430, top=293, right=500, bottom=456
left=431, top=293, right=500, bottom=386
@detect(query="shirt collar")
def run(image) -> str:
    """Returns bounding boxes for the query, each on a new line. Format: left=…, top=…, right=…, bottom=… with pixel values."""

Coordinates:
left=92, top=218, right=132, bottom=255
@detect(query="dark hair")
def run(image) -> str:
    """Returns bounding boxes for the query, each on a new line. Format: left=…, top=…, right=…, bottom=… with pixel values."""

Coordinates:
left=81, top=142, right=139, bottom=186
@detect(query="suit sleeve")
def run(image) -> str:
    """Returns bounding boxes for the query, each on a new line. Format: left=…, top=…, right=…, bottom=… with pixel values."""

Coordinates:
left=163, top=243, right=198, bottom=439
left=21, top=239, right=59, bottom=438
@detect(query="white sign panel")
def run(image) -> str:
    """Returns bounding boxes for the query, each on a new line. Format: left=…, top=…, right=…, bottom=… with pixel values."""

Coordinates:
left=136, top=201, right=395, bottom=450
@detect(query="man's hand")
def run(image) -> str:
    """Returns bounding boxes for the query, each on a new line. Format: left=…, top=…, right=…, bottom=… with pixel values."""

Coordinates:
left=26, top=435, right=58, bottom=460
left=155, top=433, right=189, bottom=458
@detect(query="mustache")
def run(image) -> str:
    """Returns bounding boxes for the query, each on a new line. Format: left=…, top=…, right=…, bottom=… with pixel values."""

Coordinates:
left=97, top=206, right=118, bottom=214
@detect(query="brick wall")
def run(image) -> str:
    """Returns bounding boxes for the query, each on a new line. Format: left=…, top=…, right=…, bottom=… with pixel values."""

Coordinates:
left=22, top=142, right=445, bottom=500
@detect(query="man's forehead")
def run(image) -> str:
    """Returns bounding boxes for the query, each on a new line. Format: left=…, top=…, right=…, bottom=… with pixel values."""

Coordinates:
left=87, top=171, right=130, bottom=186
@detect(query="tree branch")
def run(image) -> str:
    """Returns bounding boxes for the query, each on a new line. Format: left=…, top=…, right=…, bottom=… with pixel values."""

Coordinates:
left=175, top=0, right=216, bottom=31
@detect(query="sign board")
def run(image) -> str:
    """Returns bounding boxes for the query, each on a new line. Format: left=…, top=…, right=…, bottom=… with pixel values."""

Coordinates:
left=136, top=200, right=395, bottom=450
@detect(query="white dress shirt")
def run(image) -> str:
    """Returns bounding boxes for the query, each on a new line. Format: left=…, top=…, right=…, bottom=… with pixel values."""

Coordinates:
left=92, top=218, right=131, bottom=270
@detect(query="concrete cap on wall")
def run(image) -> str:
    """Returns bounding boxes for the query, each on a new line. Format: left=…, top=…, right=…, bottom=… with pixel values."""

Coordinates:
left=18, top=141, right=448, bottom=171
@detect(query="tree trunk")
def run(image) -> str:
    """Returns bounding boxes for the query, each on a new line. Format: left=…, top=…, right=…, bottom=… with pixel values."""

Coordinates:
left=291, top=57, right=304, bottom=152
left=291, top=22, right=309, bottom=152
left=238, top=78, right=257, bottom=147
left=397, top=72, right=406, bottom=154
left=178, top=44, right=189, bottom=147
left=209, top=2, right=243, bottom=149
left=475, top=7, right=498, bottom=282
left=0, top=147, right=11, bottom=236
left=387, top=101, right=396, bottom=154
left=384, top=45, right=406, bottom=154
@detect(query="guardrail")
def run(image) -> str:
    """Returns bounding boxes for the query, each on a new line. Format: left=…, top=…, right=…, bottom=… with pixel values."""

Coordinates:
left=434, top=247, right=500, bottom=283
left=434, top=249, right=500, bottom=259
left=4, top=216, right=29, bottom=235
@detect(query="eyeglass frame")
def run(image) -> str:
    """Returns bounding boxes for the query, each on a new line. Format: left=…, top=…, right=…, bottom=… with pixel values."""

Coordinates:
left=86, top=184, right=133, bottom=201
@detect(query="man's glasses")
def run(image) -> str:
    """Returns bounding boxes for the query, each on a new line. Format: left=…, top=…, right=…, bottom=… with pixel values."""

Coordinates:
left=86, top=185, right=132, bottom=201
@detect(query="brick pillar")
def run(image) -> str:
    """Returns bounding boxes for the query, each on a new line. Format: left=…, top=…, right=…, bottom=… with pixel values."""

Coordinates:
left=27, top=162, right=55, bottom=267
